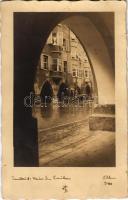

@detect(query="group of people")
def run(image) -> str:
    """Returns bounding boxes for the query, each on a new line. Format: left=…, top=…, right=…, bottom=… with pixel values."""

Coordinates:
left=57, top=82, right=92, bottom=102
left=40, top=80, right=92, bottom=104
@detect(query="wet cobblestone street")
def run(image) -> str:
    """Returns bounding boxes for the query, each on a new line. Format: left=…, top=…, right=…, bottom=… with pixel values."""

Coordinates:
left=33, top=104, right=115, bottom=167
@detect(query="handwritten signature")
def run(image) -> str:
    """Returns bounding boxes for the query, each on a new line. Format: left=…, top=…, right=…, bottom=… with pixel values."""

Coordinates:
left=12, top=175, right=71, bottom=181
left=103, top=175, right=116, bottom=186
left=103, top=175, right=116, bottom=180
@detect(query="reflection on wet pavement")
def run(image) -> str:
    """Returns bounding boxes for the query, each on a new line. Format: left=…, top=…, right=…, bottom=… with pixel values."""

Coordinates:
left=33, top=102, right=91, bottom=130
left=33, top=102, right=115, bottom=167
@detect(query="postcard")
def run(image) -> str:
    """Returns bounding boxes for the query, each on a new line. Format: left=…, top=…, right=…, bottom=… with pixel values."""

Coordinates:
left=1, top=1, right=127, bottom=199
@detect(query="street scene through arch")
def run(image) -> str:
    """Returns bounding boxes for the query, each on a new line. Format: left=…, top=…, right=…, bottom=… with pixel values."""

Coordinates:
left=13, top=12, right=115, bottom=167
left=34, top=24, right=94, bottom=104
left=32, top=23, right=115, bottom=167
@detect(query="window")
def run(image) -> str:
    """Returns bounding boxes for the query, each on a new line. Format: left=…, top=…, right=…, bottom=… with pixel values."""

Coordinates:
left=85, top=70, right=88, bottom=78
left=52, top=58, right=62, bottom=71
left=52, top=32, right=57, bottom=45
left=63, top=39, right=66, bottom=49
left=72, top=69, right=77, bottom=77
left=41, top=55, right=48, bottom=70
left=63, top=38, right=70, bottom=51
left=63, top=61, right=68, bottom=72
left=52, top=58, right=57, bottom=71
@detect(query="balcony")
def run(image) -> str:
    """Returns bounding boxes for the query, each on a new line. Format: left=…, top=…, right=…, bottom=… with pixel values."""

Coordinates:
left=49, top=70, right=65, bottom=78
left=50, top=45, right=62, bottom=53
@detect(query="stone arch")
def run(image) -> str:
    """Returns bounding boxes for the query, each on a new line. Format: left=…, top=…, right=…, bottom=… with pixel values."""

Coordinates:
left=14, top=12, right=114, bottom=166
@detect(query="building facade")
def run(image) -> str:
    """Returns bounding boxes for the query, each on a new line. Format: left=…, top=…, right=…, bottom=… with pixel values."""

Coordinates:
left=34, top=24, right=93, bottom=99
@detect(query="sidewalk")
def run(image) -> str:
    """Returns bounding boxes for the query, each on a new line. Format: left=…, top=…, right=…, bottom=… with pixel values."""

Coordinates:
left=39, top=122, right=115, bottom=167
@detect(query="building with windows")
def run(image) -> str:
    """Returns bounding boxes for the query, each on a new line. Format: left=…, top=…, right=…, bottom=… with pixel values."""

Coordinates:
left=35, top=24, right=93, bottom=98
left=70, top=31, right=93, bottom=93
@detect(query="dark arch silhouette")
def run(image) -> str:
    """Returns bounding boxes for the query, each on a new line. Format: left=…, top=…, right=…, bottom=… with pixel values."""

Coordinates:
left=40, top=81, right=53, bottom=103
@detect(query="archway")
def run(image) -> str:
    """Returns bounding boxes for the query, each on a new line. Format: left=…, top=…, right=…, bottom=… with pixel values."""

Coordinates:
left=14, top=12, right=114, bottom=166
